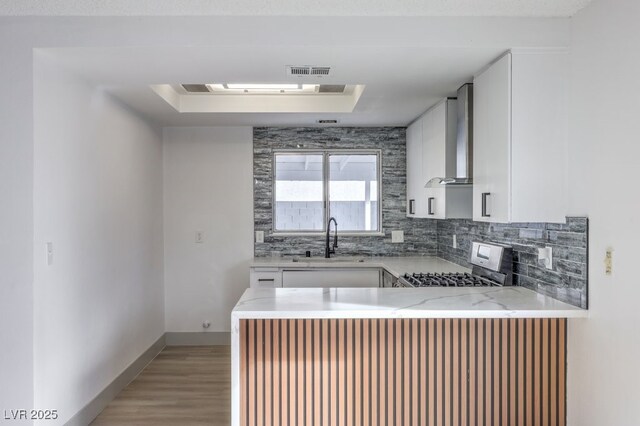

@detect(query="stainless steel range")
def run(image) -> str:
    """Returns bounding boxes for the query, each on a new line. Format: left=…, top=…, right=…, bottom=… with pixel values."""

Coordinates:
left=398, top=242, right=513, bottom=288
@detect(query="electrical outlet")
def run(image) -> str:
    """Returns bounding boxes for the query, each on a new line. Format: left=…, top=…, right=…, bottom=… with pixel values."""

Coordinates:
left=605, top=247, right=613, bottom=275
left=391, top=230, right=404, bottom=243
left=453, top=235, right=457, bottom=249
left=538, top=246, right=553, bottom=270
left=255, top=231, right=264, bottom=244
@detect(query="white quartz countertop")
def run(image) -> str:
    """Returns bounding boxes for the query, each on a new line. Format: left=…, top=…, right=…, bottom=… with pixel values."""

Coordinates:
left=251, top=256, right=470, bottom=277
left=232, top=287, right=588, bottom=319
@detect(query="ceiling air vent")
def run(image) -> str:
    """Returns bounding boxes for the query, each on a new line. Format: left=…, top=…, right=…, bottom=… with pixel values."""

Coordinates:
left=288, top=66, right=310, bottom=76
left=318, top=85, right=345, bottom=93
left=181, top=84, right=211, bottom=93
left=311, top=67, right=331, bottom=76
left=286, top=65, right=331, bottom=77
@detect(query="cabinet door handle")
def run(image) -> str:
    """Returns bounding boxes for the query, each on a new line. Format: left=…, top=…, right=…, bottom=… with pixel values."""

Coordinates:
left=428, top=197, right=435, bottom=215
left=258, top=278, right=275, bottom=282
left=481, top=192, right=491, bottom=217
left=409, top=199, right=415, bottom=215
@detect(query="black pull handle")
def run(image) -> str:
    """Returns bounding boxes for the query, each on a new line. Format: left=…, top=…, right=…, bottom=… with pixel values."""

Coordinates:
left=258, top=278, right=275, bottom=282
left=428, top=197, right=435, bottom=215
left=481, top=192, right=491, bottom=217
left=409, top=199, right=415, bottom=214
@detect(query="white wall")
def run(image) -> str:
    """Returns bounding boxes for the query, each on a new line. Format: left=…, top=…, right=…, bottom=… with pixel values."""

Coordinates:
left=567, top=0, right=640, bottom=424
left=163, top=127, right=253, bottom=333
left=32, top=53, right=165, bottom=425
left=0, top=22, right=34, bottom=424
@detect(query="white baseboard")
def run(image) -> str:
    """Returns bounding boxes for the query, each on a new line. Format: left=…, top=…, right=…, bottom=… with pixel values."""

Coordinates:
left=165, top=331, right=230, bottom=346
left=64, top=334, right=165, bottom=426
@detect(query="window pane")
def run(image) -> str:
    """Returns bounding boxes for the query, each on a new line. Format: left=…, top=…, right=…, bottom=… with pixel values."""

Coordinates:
left=328, top=154, right=379, bottom=232
left=274, top=154, right=324, bottom=231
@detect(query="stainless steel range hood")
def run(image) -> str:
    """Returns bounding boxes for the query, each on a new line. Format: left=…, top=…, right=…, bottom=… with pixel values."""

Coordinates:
left=426, top=83, right=473, bottom=187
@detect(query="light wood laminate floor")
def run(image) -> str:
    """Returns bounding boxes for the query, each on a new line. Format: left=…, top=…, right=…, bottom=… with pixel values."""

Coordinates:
left=92, top=346, right=230, bottom=425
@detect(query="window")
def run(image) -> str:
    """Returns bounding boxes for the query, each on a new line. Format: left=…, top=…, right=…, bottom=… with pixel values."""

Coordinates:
left=273, top=150, right=381, bottom=234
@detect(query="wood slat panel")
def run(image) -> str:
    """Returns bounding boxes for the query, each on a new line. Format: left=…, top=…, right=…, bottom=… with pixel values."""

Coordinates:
left=395, top=320, right=402, bottom=426
left=510, top=319, right=517, bottom=426
left=240, top=320, right=247, bottom=426
left=478, top=319, right=485, bottom=426
left=379, top=319, right=386, bottom=426
left=248, top=320, right=255, bottom=426
left=371, top=319, right=379, bottom=426
left=264, top=320, right=271, bottom=426
left=304, top=320, right=312, bottom=426
left=330, top=319, right=337, bottom=426
left=321, top=319, right=329, bottom=426
left=256, top=320, right=263, bottom=426
left=460, top=320, right=468, bottom=426
left=240, top=318, right=567, bottom=426
left=501, top=320, right=508, bottom=426
left=429, top=319, right=436, bottom=426
left=272, top=320, right=280, bottom=426
left=364, top=319, right=371, bottom=426
left=526, top=318, right=534, bottom=426
left=559, top=320, right=566, bottom=426
left=452, top=319, right=459, bottom=426
left=297, top=319, right=305, bottom=426
left=412, top=320, right=420, bottom=426
left=404, top=319, right=411, bottom=426
left=469, top=319, right=476, bottom=426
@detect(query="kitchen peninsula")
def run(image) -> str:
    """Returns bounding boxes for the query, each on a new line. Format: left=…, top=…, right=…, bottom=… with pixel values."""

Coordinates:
left=231, top=286, right=586, bottom=426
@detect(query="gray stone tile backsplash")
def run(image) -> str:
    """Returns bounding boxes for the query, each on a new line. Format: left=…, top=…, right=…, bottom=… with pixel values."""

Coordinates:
left=436, top=218, right=589, bottom=309
left=253, top=127, right=438, bottom=258
left=253, top=127, right=589, bottom=309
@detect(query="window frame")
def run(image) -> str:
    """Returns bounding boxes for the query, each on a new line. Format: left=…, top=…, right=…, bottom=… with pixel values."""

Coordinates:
left=271, top=148, right=383, bottom=236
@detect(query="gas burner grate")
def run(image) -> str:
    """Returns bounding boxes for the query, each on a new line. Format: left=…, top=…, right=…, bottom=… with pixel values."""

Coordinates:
left=402, top=272, right=500, bottom=288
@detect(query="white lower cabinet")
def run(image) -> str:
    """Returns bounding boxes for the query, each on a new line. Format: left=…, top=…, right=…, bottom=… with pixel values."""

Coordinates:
left=250, top=267, right=382, bottom=288
left=282, top=268, right=381, bottom=288
left=249, top=268, right=282, bottom=288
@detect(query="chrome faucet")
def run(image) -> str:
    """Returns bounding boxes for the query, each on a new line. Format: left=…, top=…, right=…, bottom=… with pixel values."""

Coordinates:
left=325, top=217, right=338, bottom=258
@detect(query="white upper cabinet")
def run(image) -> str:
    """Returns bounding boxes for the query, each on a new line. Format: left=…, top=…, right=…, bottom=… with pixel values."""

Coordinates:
left=473, top=50, right=568, bottom=223
left=406, top=115, right=427, bottom=217
left=407, top=98, right=472, bottom=219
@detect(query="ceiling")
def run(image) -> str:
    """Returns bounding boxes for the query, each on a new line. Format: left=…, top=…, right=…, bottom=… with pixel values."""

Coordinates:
left=1, top=0, right=593, bottom=17
left=40, top=15, right=573, bottom=127
left=48, top=45, right=506, bottom=127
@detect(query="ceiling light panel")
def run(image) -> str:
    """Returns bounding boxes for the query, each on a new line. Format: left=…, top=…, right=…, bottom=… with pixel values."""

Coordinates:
left=225, top=83, right=301, bottom=90
left=207, top=83, right=319, bottom=94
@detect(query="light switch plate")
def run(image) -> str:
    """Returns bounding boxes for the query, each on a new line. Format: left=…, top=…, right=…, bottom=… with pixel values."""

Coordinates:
left=256, top=231, right=264, bottom=244
left=195, top=231, right=204, bottom=244
left=391, top=230, right=404, bottom=243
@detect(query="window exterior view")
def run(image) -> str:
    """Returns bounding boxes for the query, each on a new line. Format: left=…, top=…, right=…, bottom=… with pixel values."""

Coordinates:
left=273, top=151, right=380, bottom=233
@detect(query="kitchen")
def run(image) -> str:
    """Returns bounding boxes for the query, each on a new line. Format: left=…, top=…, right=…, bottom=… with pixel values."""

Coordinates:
left=237, top=51, right=585, bottom=425
left=1, top=0, right=638, bottom=425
